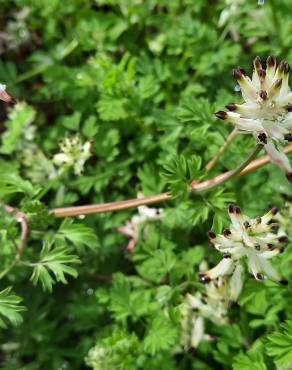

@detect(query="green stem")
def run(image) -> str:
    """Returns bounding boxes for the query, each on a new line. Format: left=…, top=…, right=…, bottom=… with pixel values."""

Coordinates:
left=191, top=144, right=263, bottom=194
left=35, top=168, right=68, bottom=200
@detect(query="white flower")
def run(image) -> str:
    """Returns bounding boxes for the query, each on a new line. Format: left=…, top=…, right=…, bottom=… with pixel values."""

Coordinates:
left=218, top=0, right=244, bottom=28
left=53, top=134, right=92, bottom=175
left=215, top=56, right=292, bottom=182
left=201, top=204, right=289, bottom=289
left=178, top=277, right=229, bottom=350
left=0, top=83, right=13, bottom=103
left=117, top=202, right=163, bottom=251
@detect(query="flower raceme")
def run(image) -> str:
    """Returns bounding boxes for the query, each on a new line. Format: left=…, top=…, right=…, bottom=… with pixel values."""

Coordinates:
left=215, top=56, right=292, bottom=182
left=53, top=134, right=92, bottom=176
left=178, top=277, right=230, bottom=350
left=200, top=205, right=288, bottom=290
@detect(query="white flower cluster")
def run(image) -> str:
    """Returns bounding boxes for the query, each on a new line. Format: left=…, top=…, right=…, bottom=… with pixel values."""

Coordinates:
left=215, top=56, right=292, bottom=182
left=53, top=134, right=92, bottom=176
left=117, top=201, right=163, bottom=251
left=178, top=276, right=230, bottom=350
left=201, top=204, right=288, bottom=287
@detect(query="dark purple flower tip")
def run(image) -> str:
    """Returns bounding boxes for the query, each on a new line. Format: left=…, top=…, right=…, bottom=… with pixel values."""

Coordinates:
left=226, top=103, right=237, bottom=111
left=254, top=244, right=261, bottom=251
left=243, top=220, right=250, bottom=229
left=233, top=68, right=245, bottom=80
left=258, top=132, right=267, bottom=144
left=258, top=69, right=266, bottom=79
left=215, top=111, right=228, bottom=120
left=278, top=236, right=288, bottom=243
left=285, top=103, right=292, bottom=112
left=223, top=228, right=231, bottom=237
left=207, top=230, right=216, bottom=239
left=256, top=273, right=264, bottom=280
left=253, top=56, right=262, bottom=69
left=271, top=206, right=279, bottom=215
left=267, top=55, right=276, bottom=68
left=235, top=206, right=241, bottom=214
left=284, top=133, right=292, bottom=142
left=267, top=243, right=275, bottom=250
left=228, top=204, right=235, bottom=213
left=287, top=172, right=292, bottom=183
left=223, top=252, right=232, bottom=258
left=270, top=223, right=279, bottom=231
left=199, top=273, right=211, bottom=284
left=279, top=279, right=288, bottom=286
left=284, top=61, right=290, bottom=74
left=259, top=90, right=268, bottom=100
left=278, top=60, right=286, bottom=73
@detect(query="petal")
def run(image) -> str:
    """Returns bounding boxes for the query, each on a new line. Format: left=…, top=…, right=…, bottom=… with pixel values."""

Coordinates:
left=202, top=258, right=234, bottom=280
left=230, top=116, right=263, bottom=132
left=262, top=121, right=288, bottom=140
left=265, top=140, right=292, bottom=174
left=259, top=250, right=280, bottom=259
left=283, top=113, right=292, bottom=129
left=191, top=316, right=204, bottom=348
left=247, top=251, right=263, bottom=280
left=258, top=257, right=281, bottom=282
left=235, top=72, right=258, bottom=101
left=230, top=263, right=244, bottom=302
left=187, top=294, right=202, bottom=310
left=235, top=103, right=262, bottom=119
left=53, top=153, right=71, bottom=165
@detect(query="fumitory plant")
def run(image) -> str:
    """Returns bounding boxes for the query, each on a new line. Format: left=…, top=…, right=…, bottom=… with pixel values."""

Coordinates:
left=0, top=1, right=291, bottom=370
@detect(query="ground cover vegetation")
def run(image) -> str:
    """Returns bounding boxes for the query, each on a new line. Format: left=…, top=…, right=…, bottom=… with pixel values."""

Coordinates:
left=0, top=0, right=292, bottom=369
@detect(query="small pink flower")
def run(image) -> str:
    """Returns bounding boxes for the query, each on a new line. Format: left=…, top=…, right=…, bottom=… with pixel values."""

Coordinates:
left=0, top=84, right=13, bottom=103
left=117, top=203, right=163, bottom=252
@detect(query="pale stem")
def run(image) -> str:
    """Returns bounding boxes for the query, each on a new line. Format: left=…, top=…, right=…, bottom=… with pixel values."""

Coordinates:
left=191, top=143, right=263, bottom=193
left=50, top=143, right=292, bottom=218
left=206, top=128, right=238, bottom=172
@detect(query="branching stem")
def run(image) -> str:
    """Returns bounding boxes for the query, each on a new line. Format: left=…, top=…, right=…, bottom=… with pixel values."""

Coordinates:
left=50, top=143, right=292, bottom=218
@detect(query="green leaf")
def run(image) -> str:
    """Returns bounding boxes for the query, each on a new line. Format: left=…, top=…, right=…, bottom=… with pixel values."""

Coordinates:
left=60, top=111, right=81, bottom=130
left=161, top=154, right=202, bottom=198
left=30, top=242, right=80, bottom=292
left=0, top=172, right=35, bottom=197
left=136, top=249, right=177, bottom=283
left=0, top=287, right=25, bottom=328
left=143, top=313, right=178, bottom=354
left=57, top=218, right=99, bottom=252
left=232, top=352, right=267, bottom=370
left=266, top=321, right=292, bottom=367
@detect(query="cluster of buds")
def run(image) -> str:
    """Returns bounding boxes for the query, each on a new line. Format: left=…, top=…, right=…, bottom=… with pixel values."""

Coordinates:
left=200, top=205, right=288, bottom=288
left=117, top=200, right=163, bottom=251
left=178, top=277, right=230, bottom=350
left=53, top=134, right=93, bottom=176
left=215, top=56, right=292, bottom=182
